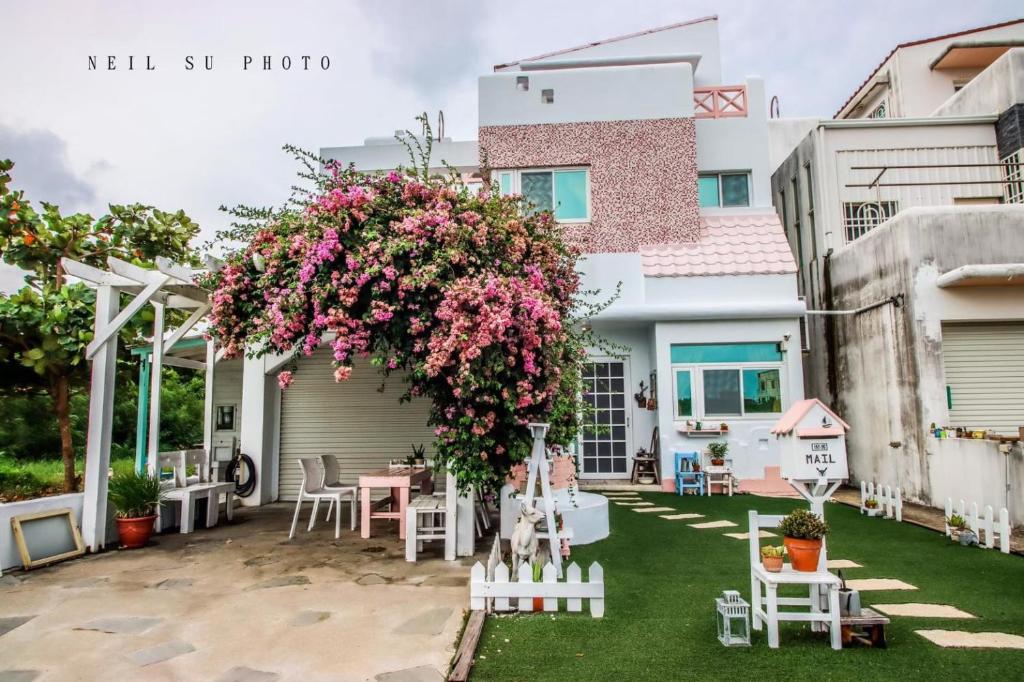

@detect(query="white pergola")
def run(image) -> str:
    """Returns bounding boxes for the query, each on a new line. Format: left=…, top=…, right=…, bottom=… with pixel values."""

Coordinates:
left=62, top=255, right=218, bottom=551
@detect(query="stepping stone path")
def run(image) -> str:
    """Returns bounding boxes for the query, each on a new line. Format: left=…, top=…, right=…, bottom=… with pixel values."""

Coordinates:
left=844, top=578, right=917, bottom=591
left=76, top=617, right=162, bottom=634
left=632, top=507, right=676, bottom=513
left=722, top=531, right=776, bottom=540
left=216, top=667, right=280, bottom=682
left=290, top=611, right=331, bottom=626
left=659, top=513, right=704, bottom=520
left=874, top=603, right=975, bottom=619
left=614, top=502, right=653, bottom=507
left=826, top=559, right=862, bottom=569
left=688, top=520, right=737, bottom=529
left=374, top=665, right=445, bottom=682
left=244, top=575, right=311, bottom=591
left=916, top=630, right=1024, bottom=649
left=128, top=640, right=196, bottom=667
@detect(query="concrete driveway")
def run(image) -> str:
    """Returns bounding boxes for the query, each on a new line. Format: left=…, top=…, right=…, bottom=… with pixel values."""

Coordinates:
left=0, top=504, right=472, bottom=681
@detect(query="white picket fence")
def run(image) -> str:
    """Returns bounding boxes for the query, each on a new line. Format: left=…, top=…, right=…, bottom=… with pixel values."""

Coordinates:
left=944, top=498, right=1011, bottom=554
left=859, top=481, right=902, bottom=521
left=470, top=538, right=605, bottom=617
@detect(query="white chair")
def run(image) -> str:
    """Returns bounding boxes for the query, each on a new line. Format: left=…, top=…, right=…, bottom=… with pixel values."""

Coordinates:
left=748, top=510, right=841, bottom=650
left=289, top=458, right=353, bottom=540
left=318, top=455, right=359, bottom=530
left=405, top=472, right=457, bottom=562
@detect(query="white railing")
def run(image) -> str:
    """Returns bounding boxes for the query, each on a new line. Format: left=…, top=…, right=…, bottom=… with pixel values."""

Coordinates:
left=945, top=497, right=1011, bottom=554
left=1004, top=149, right=1024, bottom=204
left=859, top=480, right=902, bottom=521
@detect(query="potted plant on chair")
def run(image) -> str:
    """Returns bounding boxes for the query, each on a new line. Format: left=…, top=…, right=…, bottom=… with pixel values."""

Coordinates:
left=778, top=508, right=830, bottom=572
left=108, top=470, right=165, bottom=549
left=760, top=544, right=785, bottom=572
left=708, top=441, right=728, bottom=467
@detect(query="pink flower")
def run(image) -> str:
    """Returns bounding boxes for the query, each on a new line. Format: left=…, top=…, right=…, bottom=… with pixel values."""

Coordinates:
left=277, top=371, right=294, bottom=390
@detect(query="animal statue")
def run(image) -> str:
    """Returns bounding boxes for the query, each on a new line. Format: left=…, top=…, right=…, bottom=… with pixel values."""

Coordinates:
left=509, top=503, right=545, bottom=576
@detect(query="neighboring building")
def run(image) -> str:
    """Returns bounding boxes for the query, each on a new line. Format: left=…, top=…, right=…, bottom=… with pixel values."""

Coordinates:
left=211, top=16, right=807, bottom=505
left=771, top=23, right=1024, bottom=523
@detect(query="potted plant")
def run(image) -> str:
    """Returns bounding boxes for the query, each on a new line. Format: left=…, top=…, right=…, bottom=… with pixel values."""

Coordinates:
left=108, top=470, right=164, bottom=549
left=863, top=497, right=882, bottom=517
left=410, top=443, right=426, bottom=466
left=708, top=441, right=728, bottom=467
left=719, top=422, right=729, bottom=433
left=760, top=545, right=785, bottom=573
left=778, top=508, right=830, bottom=572
left=947, top=513, right=967, bottom=542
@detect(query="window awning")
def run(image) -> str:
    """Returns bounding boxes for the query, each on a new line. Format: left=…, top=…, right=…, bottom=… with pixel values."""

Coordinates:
left=936, top=263, right=1024, bottom=288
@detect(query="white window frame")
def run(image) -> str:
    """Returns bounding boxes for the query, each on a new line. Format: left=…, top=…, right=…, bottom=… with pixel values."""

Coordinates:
left=672, top=362, right=785, bottom=422
left=495, top=167, right=591, bottom=223
left=698, top=171, right=752, bottom=208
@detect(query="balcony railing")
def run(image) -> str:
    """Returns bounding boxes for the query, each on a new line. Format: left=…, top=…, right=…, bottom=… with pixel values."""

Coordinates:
left=693, top=85, right=748, bottom=119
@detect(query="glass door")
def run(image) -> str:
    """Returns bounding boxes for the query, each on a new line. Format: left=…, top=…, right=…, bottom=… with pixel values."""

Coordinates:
left=579, top=359, right=632, bottom=478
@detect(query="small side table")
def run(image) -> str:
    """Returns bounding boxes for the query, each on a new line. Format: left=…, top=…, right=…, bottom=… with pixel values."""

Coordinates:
left=704, top=465, right=734, bottom=496
left=840, top=607, right=890, bottom=648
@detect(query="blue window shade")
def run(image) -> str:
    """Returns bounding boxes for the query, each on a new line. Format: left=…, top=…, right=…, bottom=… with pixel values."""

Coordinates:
left=554, top=170, right=588, bottom=220
left=498, top=172, right=513, bottom=196
left=671, top=343, right=783, bottom=364
left=698, top=176, right=720, bottom=207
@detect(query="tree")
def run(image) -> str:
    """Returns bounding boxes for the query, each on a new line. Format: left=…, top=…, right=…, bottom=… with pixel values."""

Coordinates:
left=0, top=159, right=199, bottom=492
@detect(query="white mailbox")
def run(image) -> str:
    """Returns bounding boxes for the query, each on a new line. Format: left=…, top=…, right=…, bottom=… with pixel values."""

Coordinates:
left=771, top=398, right=849, bottom=483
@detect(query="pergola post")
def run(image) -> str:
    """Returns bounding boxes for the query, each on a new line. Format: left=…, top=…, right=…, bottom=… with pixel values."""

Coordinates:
left=202, top=339, right=216, bottom=480
left=133, top=354, right=151, bottom=473
left=81, top=285, right=121, bottom=552
left=146, top=301, right=165, bottom=476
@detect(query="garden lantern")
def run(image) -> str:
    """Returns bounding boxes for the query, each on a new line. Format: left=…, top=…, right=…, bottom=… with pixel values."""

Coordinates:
left=715, top=590, right=751, bottom=647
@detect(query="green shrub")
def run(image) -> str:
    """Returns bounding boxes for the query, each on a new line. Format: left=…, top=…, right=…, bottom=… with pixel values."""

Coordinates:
left=707, top=441, right=728, bottom=459
left=778, top=508, right=829, bottom=540
left=107, top=470, right=164, bottom=518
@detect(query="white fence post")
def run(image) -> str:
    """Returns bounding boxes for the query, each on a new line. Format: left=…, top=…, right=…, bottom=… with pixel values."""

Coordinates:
left=860, top=481, right=867, bottom=507
left=517, top=563, right=533, bottom=612
left=894, top=487, right=902, bottom=522
left=969, top=502, right=980, bottom=536
left=470, top=562, right=486, bottom=611
left=984, top=505, right=995, bottom=550
left=999, top=508, right=1011, bottom=554
left=542, top=563, right=558, bottom=612
left=566, top=563, right=582, bottom=612
left=493, top=563, right=510, bottom=612
left=589, top=563, right=605, bottom=618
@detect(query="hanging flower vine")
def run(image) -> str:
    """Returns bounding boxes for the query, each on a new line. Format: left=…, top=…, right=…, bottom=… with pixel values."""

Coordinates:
left=205, top=135, right=594, bottom=491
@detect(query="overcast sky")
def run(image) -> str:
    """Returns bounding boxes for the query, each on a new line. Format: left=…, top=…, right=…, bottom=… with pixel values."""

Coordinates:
left=1, top=0, right=1019, bottom=289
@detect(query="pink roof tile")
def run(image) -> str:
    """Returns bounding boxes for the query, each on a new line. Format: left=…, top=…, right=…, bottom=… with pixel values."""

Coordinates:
left=640, top=213, right=797, bottom=278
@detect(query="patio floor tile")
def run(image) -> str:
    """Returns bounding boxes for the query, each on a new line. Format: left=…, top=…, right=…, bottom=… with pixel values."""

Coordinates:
left=393, top=607, right=453, bottom=636
left=243, top=575, right=310, bottom=591
left=874, top=604, right=975, bottom=619
left=76, top=617, right=162, bottom=635
left=631, top=507, right=676, bottom=513
left=658, top=513, right=704, bottom=520
left=128, top=640, right=196, bottom=667
left=722, top=531, right=777, bottom=540
left=826, top=559, right=862, bottom=569
left=844, top=578, right=917, bottom=591
left=374, top=665, right=445, bottom=681
left=0, top=617, right=34, bottom=639
left=216, top=666, right=280, bottom=682
left=289, top=611, right=331, bottom=627
left=0, top=671, right=40, bottom=682
left=687, top=520, right=737, bottom=529
left=916, top=630, right=1024, bottom=649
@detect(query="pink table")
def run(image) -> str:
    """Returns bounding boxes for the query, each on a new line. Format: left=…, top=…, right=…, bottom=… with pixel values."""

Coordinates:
left=359, top=467, right=432, bottom=539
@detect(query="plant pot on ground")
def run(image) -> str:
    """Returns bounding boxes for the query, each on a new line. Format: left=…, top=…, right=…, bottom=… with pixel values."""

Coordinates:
left=947, top=514, right=968, bottom=542
left=778, top=508, right=830, bottom=572
left=760, top=545, right=785, bottom=573
left=108, top=470, right=164, bottom=549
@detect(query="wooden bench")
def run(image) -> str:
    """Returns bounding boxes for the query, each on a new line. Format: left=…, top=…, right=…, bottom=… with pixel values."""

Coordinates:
left=154, top=449, right=236, bottom=534
left=840, top=607, right=890, bottom=648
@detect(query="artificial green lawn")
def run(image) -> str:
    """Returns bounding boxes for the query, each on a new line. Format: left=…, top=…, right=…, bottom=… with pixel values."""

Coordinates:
left=471, top=493, right=1024, bottom=681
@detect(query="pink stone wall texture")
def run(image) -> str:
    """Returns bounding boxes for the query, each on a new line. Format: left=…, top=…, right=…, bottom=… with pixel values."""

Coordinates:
left=479, top=118, right=700, bottom=253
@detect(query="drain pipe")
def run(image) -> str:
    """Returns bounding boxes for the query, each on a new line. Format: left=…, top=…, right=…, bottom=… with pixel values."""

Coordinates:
left=805, top=293, right=903, bottom=316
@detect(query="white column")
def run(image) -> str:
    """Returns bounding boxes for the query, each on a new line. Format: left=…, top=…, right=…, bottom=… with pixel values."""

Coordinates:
left=202, top=339, right=216, bottom=481
left=82, top=285, right=120, bottom=552
left=239, top=351, right=279, bottom=506
left=146, top=301, right=165, bottom=476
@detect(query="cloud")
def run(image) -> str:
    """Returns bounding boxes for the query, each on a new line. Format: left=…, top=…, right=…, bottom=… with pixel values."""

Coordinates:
left=356, top=0, right=492, bottom=105
left=0, top=123, right=99, bottom=211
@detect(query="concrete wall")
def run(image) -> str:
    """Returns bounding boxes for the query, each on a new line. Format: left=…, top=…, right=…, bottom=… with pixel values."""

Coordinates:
left=479, top=118, right=699, bottom=253
left=1, top=494, right=86, bottom=571
left=932, top=48, right=1024, bottom=117
left=321, top=138, right=478, bottom=175
left=928, top=439, right=1024, bottom=526
left=825, top=205, right=1024, bottom=512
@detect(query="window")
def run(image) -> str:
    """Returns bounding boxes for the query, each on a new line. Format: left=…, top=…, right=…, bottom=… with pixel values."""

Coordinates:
left=216, top=405, right=236, bottom=431
left=495, top=168, right=590, bottom=221
left=670, top=343, right=785, bottom=420
left=843, top=201, right=898, bottom=242
left=867, top=101, right=887, bottom=119
left=698, top=172, right=750, bottom=207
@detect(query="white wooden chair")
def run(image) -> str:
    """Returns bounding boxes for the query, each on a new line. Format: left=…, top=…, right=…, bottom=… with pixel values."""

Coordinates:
left=748, top=510, right=841, bottom=650
left=289, top=457, right=353, bottom=540
left=405, top=472, right=456, bottom=562
left=155, top=449, right=235, bottom=534
left=318, top=455, right=359, bottom=529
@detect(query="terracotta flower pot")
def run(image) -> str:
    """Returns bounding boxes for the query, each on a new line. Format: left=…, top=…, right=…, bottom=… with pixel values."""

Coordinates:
left=783, top=536, right=822, bottom=572
left=533, top=596, right=544, bottom=611
left=116, top=515, right=156, bottom=549
left=711, top=458, right=724, bottom=466
left=762, top=555, right=784, bottom=573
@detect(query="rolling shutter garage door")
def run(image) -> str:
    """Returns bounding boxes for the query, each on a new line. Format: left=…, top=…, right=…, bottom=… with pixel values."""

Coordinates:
left=278, top=349, right=436, bottom=500
left=941, top=322, right=1024, bottom=435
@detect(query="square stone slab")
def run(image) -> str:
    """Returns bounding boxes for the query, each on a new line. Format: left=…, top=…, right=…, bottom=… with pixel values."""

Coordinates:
left=826, top=559, right=862, bottom=569
left=874, top=604, right=975, bottom=619
left=290, top=611, right=331, bottom=627
left=128, top=640, right=196, bottom=667
left=393, top=607, right=453, bottom=636
left=375, top=665, right=444, bottom=682
left=723, top=531, right=777, bottom=540
left=916, top=630, right=1024, bottom=649
left=632, top=507, right=677, bottom=513
left=0, top=617, right=35, bottom=638
left=0, top=671, right=41, bottom=682
left=844, top=578, right=917, bottom=591
left=216, top=666, right=280, bottom=682
left=614, top=502, right=653, bottom=507
left=688, top=520, right=737, bottom=529
left=76, top=617, right=162, bottom=635
left=659, top=513, right=704, bottom=520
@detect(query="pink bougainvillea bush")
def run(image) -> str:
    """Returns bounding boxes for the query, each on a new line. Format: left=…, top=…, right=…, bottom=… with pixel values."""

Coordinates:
left=206, top=155, right=587, bottom=491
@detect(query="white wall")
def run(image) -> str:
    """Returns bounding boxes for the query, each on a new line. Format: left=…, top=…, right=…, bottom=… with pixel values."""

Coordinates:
left=927, top=439, right=1024, bottom=526
left=321, top=138, right=478, bottom=175
left=1, top=494, right=86, bottom=571
left=479, top=63, right=694, bottom=127
left=932, top=48, right=1024, bottom=117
